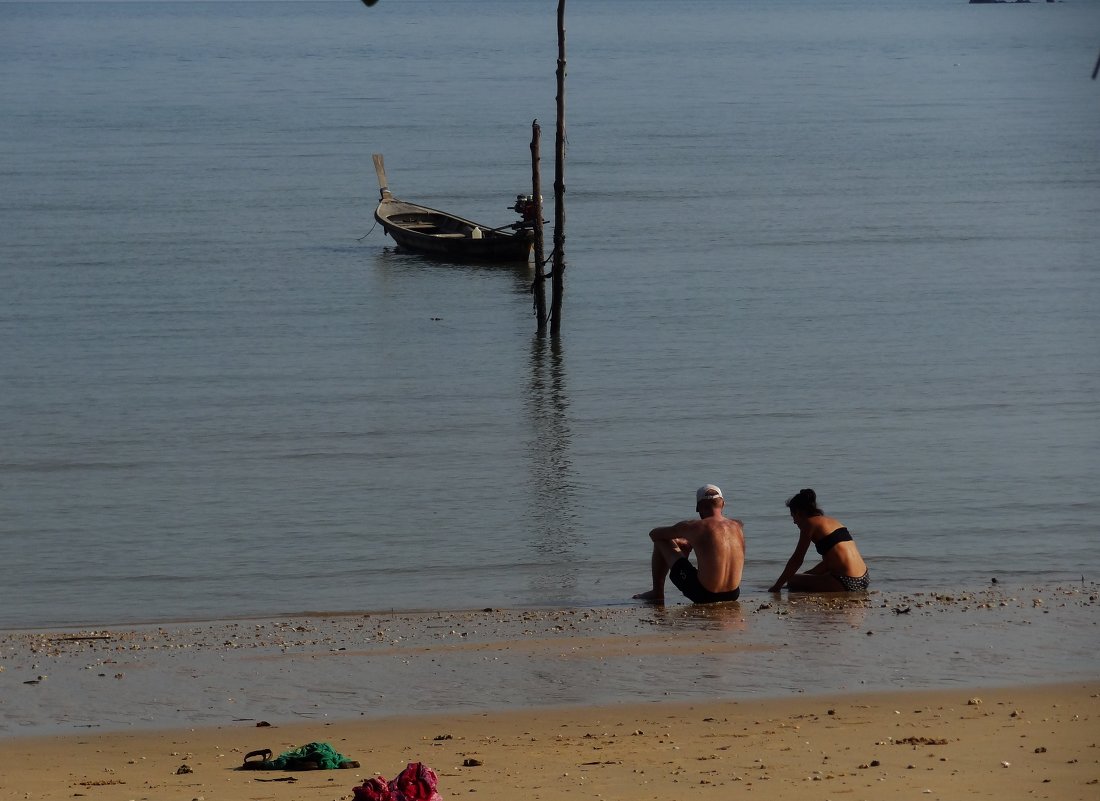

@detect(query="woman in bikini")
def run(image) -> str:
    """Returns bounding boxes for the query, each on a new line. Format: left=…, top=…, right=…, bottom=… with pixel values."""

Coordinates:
left=768, top=488, right=869, bottom=592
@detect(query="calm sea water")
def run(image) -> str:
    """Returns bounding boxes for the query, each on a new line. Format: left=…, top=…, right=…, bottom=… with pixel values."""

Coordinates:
left=2, top=0, right=1098, bottom=631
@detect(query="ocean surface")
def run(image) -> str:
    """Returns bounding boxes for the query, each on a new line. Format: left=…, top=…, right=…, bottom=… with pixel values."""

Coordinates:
left=2, top=0, right=1099, bottom=632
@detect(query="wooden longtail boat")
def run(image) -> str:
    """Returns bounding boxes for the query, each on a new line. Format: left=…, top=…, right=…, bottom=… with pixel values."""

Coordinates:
left=372, top=154, right=535, bottom=263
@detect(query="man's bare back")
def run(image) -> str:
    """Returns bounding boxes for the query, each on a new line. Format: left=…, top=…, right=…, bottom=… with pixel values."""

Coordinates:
left=681, top=515, right=745, bottom=593
left=634, top=485, right=745, bottom=604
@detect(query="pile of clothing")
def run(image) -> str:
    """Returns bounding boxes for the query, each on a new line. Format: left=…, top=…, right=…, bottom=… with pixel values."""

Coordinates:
left=239, top=742, right=359, bottom=771
left=353, top=762, right=442, bottom=801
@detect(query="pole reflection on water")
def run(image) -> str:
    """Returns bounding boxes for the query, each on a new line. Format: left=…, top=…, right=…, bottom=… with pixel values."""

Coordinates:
left=525, top=335, right=579, bottom=599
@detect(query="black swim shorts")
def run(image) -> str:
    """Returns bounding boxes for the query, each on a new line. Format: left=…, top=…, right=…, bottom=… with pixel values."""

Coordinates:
left=669, top=557, right=741, bottom=604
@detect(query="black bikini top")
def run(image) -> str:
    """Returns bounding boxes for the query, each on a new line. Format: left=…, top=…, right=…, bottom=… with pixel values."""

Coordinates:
left=815, top=527, right=852, bottom=555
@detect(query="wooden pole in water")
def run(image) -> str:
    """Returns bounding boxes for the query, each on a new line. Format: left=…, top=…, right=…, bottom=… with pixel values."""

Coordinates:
left=358, top=0, right=565, bottom=332
left=530, top=120, right=547, bottom=333
left=550, top=0, right=567, bottom=335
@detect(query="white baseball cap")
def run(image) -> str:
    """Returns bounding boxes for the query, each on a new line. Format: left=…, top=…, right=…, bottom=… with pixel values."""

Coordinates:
left=696, top=484, right=724, bottom=503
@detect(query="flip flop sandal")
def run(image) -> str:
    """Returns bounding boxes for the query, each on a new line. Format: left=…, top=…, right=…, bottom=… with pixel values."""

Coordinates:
left=239, top=748, right=274, bottom=770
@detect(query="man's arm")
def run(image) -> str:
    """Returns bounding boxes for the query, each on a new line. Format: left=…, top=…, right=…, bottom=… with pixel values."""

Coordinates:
left=648, top=521, right=695, bottom=565
left=650, top=522, right=696, bottom=553
left=648, top=521, right=694, bottom=542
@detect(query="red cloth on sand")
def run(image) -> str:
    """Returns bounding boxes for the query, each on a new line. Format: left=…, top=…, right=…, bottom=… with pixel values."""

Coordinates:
left=352, top=762, right=442, bottom=801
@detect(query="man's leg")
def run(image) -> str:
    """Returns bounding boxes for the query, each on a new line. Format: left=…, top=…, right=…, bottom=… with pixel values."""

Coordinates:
left=634, top=540, right=689, bottom=601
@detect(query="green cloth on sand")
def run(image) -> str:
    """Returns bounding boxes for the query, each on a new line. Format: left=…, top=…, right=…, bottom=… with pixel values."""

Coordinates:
left=267, top=742, right=352, bottom=770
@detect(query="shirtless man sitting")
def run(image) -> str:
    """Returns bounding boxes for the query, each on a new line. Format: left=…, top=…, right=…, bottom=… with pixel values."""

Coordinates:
left=633, top=484, right=745, bottom=604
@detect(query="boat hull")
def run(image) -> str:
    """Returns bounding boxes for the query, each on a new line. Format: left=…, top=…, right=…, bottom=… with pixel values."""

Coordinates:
left=375, top=198, right=533, bottom=263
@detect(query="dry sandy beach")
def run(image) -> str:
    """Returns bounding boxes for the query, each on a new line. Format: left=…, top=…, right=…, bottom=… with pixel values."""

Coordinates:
left=1, top=585, right=1097, bottom=799
left=0, top=683, right=1097, bottom=801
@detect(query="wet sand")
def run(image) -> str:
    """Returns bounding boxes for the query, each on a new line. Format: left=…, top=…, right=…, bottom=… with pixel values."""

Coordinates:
left=2, top=583, right=1096, bottom=737
left=0, top=583, right=1096, bottom=798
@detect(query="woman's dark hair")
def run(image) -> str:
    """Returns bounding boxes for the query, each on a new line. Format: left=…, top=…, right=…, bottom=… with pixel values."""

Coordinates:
left=786, top=488, right=823, bottom=517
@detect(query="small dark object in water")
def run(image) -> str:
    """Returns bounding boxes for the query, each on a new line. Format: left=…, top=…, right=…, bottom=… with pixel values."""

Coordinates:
left=991, top=577, right=998, bottom=584
left=361, top=0, right=379, bottom=7
left=257, top=720, right=271, bottom=727
left=893, top=606, right=911, bottom=615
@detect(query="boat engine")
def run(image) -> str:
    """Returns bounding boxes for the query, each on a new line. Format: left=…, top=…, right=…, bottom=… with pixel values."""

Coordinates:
left=510, top=194, right=540, bottom=228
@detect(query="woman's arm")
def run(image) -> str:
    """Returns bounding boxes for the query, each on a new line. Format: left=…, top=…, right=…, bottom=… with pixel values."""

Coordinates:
left=768, top=533, right=812, bottom=592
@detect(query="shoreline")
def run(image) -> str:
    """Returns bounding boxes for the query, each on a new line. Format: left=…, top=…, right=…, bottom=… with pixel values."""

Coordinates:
left=1, top=584, right=1096, bottom=740
left=1, top=681, right=1097, bottom=800
left=4, top=574, right=1095, bottom=636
